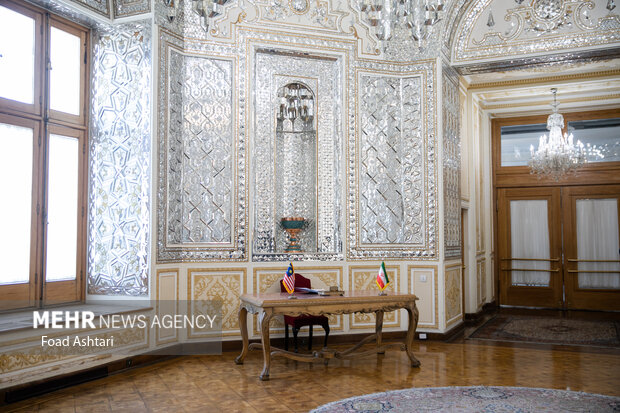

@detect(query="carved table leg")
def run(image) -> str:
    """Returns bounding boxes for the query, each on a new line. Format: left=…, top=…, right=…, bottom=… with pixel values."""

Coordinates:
left=375, top=310, right=385, bottom=354
left=234, top=306, right=249, bottom=365
left=258, top=310, right=273, bottom=381
left=405, top=302, right=421, bottom=367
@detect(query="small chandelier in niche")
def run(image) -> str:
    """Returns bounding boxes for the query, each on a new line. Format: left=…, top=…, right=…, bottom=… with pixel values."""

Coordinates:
left=276, top=83, right=315, bottom=133
left=528, top=88, right=587, bottom=180
left=358, top=0, right=445, bottom=51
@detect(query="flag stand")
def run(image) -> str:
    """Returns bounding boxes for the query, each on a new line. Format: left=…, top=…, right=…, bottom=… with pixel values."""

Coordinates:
left=288, top=295, right=298, bottom=299
left=378, top=291, right=387, bottom=296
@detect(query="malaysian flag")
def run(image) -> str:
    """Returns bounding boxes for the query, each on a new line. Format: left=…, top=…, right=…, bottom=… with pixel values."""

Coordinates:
left=283, top=263, right=295, bottom=294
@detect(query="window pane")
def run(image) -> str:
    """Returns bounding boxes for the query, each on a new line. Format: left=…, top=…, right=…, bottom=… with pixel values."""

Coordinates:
left=0, top=5, right=35, bottom=104
left=46, top=134, right=79, bottom=282
left=576, top=199, right=620, bottom=289
left=568, top=118, right=620, bottom=163
left=510, top=200, right=550, bottom=287
left=0, top=123, right=33, bottom=285
left=500, top=123, right=547, bottom=167
left=50, top=27, right=81, bottom=115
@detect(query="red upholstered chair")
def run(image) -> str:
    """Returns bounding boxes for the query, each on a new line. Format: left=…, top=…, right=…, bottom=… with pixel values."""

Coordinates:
left=280, top=274, right=330, bottom=352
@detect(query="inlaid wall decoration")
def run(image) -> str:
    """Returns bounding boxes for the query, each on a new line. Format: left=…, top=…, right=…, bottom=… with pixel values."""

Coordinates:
left=114, top=0, right=150, bottom=18
left=188, top=268, right=246, bottom=337
left=88, top=22, right=151, bottom=296
left=200, top=0, right=383, bottom=58
left=69, top=0, right=110, bottom=17
left=157, top=32, right=246, bottom=262
left=445, top=264, right=462, bottom=327
left=168, top=53, right=234, bottom=245
left=443, top=63, right=461, bottom=258
left=252, top=49, right=343, bottom=261
left=350, top=62, right=437, bottom=259
left=349, top=266, right=400, bottom=329
left=452, top=0, right=620, bottom=65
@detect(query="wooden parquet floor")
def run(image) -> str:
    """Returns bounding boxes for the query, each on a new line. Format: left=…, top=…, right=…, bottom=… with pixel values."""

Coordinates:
left=4, top=337, right=620, bottom=412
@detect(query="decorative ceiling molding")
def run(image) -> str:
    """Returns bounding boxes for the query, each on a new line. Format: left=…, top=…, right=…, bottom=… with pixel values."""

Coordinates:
left=204, top=0, right=458, bottom=60
left=31, top=0, right=152, bottom=22
left=205, top=0, right=382, bottom=58
left=455, top=46, right=620, bottom=75
left=467, top=68, right=620, bottom=90
left=451, top=0, right=620, bottom=67
left=481, top=93, right=620, bottom=111
left=113, top=0, right=151, bottom=18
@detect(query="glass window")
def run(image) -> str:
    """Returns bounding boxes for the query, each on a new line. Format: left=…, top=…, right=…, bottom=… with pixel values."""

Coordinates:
left=0, top=5, right=35, bottom=104
left=500, top=123, right=547, bottom=167
left=0, top=0, right=88, bottom=308
left=45, top=134, right=79, bottom=282
left=50, top=26, right=81, bottom=115
left=0, top=123, right=33, bottom=285
left=568, top=118, right=620, bottom=163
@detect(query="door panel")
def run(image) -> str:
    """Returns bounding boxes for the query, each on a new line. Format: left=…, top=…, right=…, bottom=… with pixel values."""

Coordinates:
left=563, top=185, right=620, bottom=310
left=498, top=187, right=563, bottom=308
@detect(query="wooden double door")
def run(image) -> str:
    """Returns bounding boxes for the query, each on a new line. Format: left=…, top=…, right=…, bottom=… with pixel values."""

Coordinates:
left=498, top=185, right=620, bottom=310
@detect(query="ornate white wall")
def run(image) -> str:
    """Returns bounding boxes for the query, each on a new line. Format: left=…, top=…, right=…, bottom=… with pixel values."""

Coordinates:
left=6, top=0, right=620, bottom=386
left=449, top=0, right=620, bottom=67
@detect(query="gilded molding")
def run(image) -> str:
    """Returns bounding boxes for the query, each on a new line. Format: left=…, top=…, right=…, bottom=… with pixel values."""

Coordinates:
left=468, top=69, right=620, bottom=90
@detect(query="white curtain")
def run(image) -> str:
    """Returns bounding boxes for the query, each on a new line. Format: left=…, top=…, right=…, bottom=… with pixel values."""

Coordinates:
left=510, top=200, right=551, bottom=286
left=577, top=199, right=620, bottom=289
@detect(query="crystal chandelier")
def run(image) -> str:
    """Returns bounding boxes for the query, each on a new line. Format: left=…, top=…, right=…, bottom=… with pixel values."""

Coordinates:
left=358, top=0, right=444, bottom=49
left=529, top=88, right=586, bottom=180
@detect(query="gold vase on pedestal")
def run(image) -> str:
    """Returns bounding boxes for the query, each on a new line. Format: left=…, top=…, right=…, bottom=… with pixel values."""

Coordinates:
left=280, top=217, right=305, bottom=253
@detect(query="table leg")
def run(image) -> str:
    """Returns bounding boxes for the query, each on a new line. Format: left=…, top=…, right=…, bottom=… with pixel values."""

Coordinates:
left=234, top=306, right=249, bottom=365
left=405, top=302, right=421, bottom=367
left=258, top=310, right=273, bottom=381
left=375, top=310, right=384, bottom=354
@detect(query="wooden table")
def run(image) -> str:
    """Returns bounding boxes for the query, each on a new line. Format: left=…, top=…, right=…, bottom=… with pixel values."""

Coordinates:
left=234, top=290, right=420, bottom=380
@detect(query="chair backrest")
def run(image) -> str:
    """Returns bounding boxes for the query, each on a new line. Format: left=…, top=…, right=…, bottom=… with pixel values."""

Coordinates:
left=280, top=273, right=311, bottom=292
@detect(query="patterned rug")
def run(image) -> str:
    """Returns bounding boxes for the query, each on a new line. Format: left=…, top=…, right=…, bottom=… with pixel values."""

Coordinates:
left=468, top=315, right=620, bottom=347
left=310, top=386, right=620, bottom=412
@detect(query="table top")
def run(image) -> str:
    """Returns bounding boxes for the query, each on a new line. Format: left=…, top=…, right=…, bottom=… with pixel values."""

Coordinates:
left=240, top=290, right=418, bottom=308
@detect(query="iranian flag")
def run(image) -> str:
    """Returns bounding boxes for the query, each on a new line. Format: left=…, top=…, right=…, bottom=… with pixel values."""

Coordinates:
left=376, top=262, right=390, bottom=291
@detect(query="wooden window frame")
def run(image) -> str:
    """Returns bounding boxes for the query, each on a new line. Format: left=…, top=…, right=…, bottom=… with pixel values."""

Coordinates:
left=492, top=108, right=620, bottom=188
left=0, top=0, right=44, bottom=118
left=0, top=0, right=88, bottom=310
